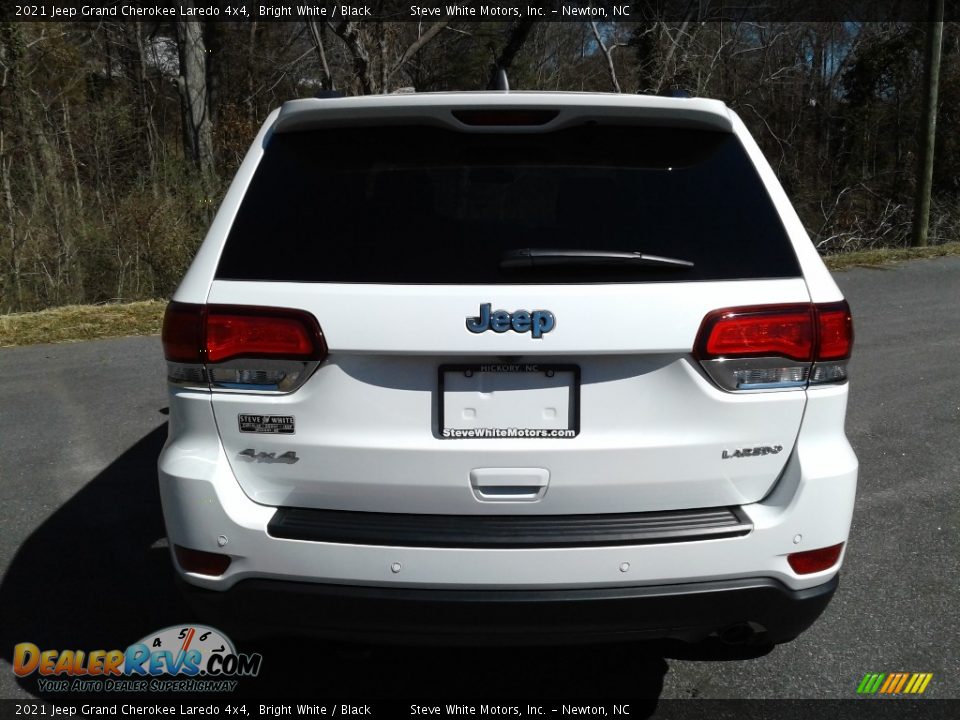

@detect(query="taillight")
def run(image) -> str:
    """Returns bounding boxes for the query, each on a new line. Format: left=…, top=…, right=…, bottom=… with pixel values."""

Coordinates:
left=816, top=303, right=854, bottom=359
left=162, top=303, right=208, bottom=385
left=697, top=304, right=815, bottom=361
left=162, top=302, right=327, bottom=393
left=206, top=308, right=323, bottom=363
left=161, top=302, right=205, bottom=363
left=787, top=542, right=845, bottom=574
left=694, top=302, right=853, bottom=391
left=811, top=301, right=854, bottom=384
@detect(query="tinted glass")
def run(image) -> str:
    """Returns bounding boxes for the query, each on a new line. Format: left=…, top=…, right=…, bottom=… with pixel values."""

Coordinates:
left=216, top=125, right=801, bottom=283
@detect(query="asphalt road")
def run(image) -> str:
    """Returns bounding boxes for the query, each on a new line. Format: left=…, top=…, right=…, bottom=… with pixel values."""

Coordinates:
left=0, top=256, right=958, bottom=709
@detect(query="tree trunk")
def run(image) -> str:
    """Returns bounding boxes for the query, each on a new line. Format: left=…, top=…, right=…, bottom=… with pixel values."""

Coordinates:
left=306, top=21, right=335, bottom=90
left=246, top=22, right=258, bottom=122
left=655, top=17, right=692, bottom=94
left=205, top=21, right=224, bottom=129
left=176, top=5, right=215, bottom=185
left=0, top=139, right=19, bottom=311
left=0, top=21, right=24, bottom=310
left=591, top=21, right=621, bottom=93
left=387, top=21, right=449, bottom=86
left=130, top=22, right=160, bottom=195
left=333, top=22, right=375, bottom=94
left=912, top=0, right=944, bottom=248
left=487, top=20, right=534, bottom=89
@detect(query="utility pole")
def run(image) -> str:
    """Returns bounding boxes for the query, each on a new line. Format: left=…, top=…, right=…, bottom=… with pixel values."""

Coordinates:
left=912, top=0, right=944, bottom=247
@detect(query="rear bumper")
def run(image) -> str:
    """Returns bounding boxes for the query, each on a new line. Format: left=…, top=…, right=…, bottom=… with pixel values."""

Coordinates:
left=159, top=382, right=856, bottom=646
left=176, top=573, right=838, bottom=646
left=159, top=383, right=858, bottom=594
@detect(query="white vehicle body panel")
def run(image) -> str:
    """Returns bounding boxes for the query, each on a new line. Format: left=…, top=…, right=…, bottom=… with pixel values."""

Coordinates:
left=204, top=279, right=810, bottom=513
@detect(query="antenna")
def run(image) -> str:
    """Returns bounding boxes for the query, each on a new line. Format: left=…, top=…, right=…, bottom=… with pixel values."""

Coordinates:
left=494, top=68, right=510, bottom=93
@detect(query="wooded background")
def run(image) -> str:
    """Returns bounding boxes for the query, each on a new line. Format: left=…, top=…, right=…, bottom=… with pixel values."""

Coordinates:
left=1, top=16, right=958, bottom=313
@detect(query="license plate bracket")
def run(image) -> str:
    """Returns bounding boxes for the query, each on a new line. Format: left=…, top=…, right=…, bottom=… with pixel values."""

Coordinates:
left=438, top=363, right=580, bottom=439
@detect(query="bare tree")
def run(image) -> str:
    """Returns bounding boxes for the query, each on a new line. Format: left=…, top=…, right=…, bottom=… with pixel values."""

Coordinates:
left=330, top=21, right=374, bottom=93
left=487, top=20, right=534, bottom=89
left=176, top=2, right=215, bottom=184
left=306, top=21, right=335, bottom=90
left=590, top=22, right=622, bottom=92
left=330, top=20, right=457, bottom=94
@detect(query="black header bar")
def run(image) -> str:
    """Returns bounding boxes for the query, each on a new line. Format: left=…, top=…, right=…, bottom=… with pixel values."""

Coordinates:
left=9, top=0, right=960, bottom=23
left=0, top=700, right=958, bottom=720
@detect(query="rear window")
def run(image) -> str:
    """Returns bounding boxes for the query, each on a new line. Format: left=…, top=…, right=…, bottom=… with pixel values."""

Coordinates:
left=216, top=125, right=801, bottom=283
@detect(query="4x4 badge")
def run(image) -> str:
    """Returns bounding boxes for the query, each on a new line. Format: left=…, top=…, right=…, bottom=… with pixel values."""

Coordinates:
left=466, top=303, right=555, bottom=339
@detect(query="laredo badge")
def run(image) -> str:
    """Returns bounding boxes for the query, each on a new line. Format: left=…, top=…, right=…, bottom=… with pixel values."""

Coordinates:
left=238, top=414, right=295, bottom=434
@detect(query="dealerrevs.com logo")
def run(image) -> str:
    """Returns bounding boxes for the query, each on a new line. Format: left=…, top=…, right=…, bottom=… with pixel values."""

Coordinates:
left=13, top=625, right=262, bottom=693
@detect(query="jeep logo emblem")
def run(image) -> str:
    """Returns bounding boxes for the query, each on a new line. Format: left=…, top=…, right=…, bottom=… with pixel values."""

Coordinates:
left=466, top=303, right=555, bottom=339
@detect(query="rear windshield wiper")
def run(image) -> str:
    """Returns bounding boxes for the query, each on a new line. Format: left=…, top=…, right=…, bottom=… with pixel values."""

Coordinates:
left=500, top=248, right=694, bottom=270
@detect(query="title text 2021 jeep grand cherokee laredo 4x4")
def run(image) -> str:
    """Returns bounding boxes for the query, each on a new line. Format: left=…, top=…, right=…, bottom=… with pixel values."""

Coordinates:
left=159, top=92, right=856, bottom=645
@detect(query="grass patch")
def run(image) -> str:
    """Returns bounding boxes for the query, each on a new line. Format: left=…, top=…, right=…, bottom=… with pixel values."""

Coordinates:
left=824, top=241, right=960, bottom=270
left=2, top=243, right=960, bottom=348
left=0, top=300, right=167, bottom=348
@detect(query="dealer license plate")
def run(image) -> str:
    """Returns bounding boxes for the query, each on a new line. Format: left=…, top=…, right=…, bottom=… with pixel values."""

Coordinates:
left=439, top=364, right=579, bottom=439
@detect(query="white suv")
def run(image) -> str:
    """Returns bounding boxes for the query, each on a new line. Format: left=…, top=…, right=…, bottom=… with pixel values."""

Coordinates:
left=158, top=92, right=857, bottom=646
